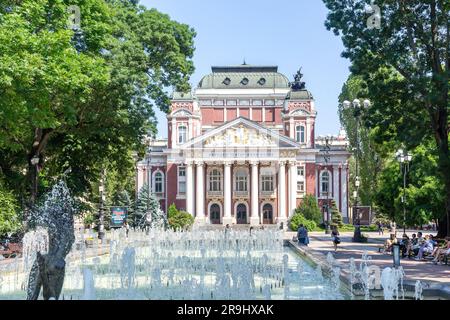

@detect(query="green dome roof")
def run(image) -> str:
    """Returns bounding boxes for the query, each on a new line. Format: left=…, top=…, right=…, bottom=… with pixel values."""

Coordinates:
left=198, top=65, right=290, bottom=89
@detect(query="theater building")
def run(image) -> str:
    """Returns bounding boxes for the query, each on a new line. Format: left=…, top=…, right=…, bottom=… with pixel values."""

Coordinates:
left=136, top=65, right=351, bottom=226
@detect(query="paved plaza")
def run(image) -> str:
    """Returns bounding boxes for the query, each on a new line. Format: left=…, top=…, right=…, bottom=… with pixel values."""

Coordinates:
left=286, top=231, right=450, bottom=286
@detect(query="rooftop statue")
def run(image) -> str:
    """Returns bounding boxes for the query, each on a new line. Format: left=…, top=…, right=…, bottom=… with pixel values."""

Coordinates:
left=290, top=68, right=306, bottom=91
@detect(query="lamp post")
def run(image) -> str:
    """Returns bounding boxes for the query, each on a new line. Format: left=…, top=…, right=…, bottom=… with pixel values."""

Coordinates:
left=98, top=168, right=106, bottom=240
left=320, top=135, right=334, bottom=234
left=395, top=149, right=412, bottom=237
left=343, top=98, right=371, bottom=243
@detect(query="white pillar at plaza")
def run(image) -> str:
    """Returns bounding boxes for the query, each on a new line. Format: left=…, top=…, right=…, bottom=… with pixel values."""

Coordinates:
left=195, top=161, right=205, bottom=223
left=277, top=161, right=286, bottom=225
left=186, top=161, right=194, bottom=216
left=250, top=161, right=260, bottom=225
left=288, top=161, right=297, bottom=218
left=223, top=162, right=233, bottom=225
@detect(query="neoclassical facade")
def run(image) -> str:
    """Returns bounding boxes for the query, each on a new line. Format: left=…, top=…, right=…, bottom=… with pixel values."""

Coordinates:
left=137, top=65, right=351, bottom=226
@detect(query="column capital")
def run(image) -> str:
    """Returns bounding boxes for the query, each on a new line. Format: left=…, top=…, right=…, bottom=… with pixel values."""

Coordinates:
left=195, top=161, right=204, bottom=167
left=250, top=160, right=259, bottom=166
left=288, top=160, right=297, bottom=167
left=278, top=160, right=287, bottom=167
left=224, top=161, right=233, bottom=167
left=186, top=160, right=194, bottom=166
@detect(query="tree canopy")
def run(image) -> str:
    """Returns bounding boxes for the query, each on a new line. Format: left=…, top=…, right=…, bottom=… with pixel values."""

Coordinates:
left=0, top=0, right=196, bottom=212
left=324, top=0, right=449, bottom=236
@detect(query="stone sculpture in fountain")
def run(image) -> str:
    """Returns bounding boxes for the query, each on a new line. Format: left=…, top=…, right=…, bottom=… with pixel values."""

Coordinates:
left=26, top=180, right=75, bottom=300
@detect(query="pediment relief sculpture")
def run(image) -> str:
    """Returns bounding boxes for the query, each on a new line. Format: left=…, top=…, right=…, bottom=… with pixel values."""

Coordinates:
left=204, top=126, right=277, bottom=147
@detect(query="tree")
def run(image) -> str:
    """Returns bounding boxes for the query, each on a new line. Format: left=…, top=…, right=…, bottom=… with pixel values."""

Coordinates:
left=167, top=203, right=194, bottom=231
left=134, top=184, right=167, bottom=229
left=330, top=199, right=344, bottom=228
left=294, top=194, right=322, bottom=224
left=0, top=0, right=196, bottom=210
left=323, top=0, right=449, bottom=236
left=0, top=184, right=21, bottom=237
left=339, top=75, right=383, bottom=207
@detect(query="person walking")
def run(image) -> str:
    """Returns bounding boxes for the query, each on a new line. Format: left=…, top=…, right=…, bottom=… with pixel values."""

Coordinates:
left=124, top=220, right=130, bottom=238
left=297, top=224, right=308, bottom=246
left=377, top=221, right=384, bottom=235
left=331, top=226, right=340, bottom=253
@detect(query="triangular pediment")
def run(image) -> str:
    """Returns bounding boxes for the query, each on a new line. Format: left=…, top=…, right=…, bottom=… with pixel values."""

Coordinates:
left=181, top=117, right=300, bottom=149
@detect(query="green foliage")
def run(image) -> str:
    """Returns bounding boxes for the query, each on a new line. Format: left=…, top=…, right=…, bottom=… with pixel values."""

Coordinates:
left=133, top=184, right=167, bottom=229
left=167, top=203, right=194, bottom=231
left=330, top=200, right=344, bottom=228
left=0, top=0, right=196, bottom=212
left=289, top=213, right=317, bottom=232
left=0, top=184, right=21, bottom=237
left=294, top=194, right=322, bottom=224
left=83, top=213, right=95, bottom=228
left=323, top=0, right=449, bottom=236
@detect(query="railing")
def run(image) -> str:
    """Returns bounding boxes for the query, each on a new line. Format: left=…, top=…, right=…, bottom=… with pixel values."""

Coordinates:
left=260, top=190, right=275, bottom=197
left=233, top=190, right=249, bottom=198
left=207, top=190, right=223, bottom=198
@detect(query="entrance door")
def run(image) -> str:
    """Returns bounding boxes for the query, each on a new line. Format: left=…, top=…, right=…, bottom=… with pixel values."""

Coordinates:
left=263, top=204, right=273, bottom=224
left=210, top=204, right=221, bottom=224
left=236, top=204, right=247, bottom=224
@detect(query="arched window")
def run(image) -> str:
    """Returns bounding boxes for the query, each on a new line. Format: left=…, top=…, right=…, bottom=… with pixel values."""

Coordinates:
left=235, top=169, right=248, bottom=192
left=296, top=125, right=305, bottom=143
left=154, top=171, right=164, bottom=193
left=320, top=171, right=330, bottom=196
left=178, top=125, right=187, bottom=144
left=209, top=169, right=222, bottom=192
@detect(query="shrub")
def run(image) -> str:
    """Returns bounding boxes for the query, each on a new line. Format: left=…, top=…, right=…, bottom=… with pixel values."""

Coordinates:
left=167, top=204, right=194, bottom=231
left=295, top=194, right=322, bottom=224
left=330, top=199, right=344, bottom=228
left=289, top=213, right=317, bottom=232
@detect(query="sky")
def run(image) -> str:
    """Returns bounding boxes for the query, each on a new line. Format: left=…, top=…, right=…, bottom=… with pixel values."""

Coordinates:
left=140, top=0, right=351, bottom=138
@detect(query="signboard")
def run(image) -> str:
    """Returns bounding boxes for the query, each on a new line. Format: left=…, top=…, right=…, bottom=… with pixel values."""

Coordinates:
left=110, top=207, right=127, bottom=228
left=352, top=206, right=372, bottom=226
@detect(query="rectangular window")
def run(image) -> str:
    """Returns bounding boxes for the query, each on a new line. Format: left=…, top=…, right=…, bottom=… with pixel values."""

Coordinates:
left=235, top=176, right=247, bottom=192
left=264, top=99, right=275, bottom=106
left=226, top=100, right=237, bottom=106
left=214, top=100, right=224, bottom=106
left=297, top=166, right=305, bottom=177
left=178, top=166, right=186, bottom=194
left=252, top=100, right=263, bottom=106
left=199, top=100, right=212, bottom=106
left=239, top=99, right=250, bottom=106
left=297, top=181, right=305, bottom=192
left=261, top=175, right=274, bottom=192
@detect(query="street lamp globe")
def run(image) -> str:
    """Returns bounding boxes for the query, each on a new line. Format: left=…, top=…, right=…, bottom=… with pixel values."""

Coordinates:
left=353, top=99, right=361, bottom=108
left=343, top=100, right=351, bottom=109
left=363, top=99, right=371, bottom=108
left=31, top=155, right=39, bottom=166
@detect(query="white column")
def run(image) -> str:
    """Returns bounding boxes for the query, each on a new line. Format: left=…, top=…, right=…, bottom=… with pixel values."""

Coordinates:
left=277, top=161, right=286, bottom=224
left=137, top=167, right=144, bottom=194
left=196, top=161, right=205, bottom=224
left=342, top=165, right=349, bottom=223
left=333, top=165, right=340, bottom=211
left=288, top=161, right=297, bottom=218
left=186, top=161, right=194, bottom=216
left=223, top=162, right=232, bottom=225
left=250, top=161, right=260, bottom=225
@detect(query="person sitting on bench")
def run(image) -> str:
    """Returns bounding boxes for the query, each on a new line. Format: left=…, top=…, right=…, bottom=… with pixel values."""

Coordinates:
left=399, top=234, right=410, bottom=258
left=415, top=235, right=434, bottom=260
left=412, top=232, right=425, bottom=257
left=383, top=234, right=397, bottom=254
left=432, top=238, right=450, bottom=265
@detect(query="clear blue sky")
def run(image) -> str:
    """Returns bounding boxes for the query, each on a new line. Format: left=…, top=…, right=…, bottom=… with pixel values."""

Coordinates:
left=140, top=0, right=351, bottom=138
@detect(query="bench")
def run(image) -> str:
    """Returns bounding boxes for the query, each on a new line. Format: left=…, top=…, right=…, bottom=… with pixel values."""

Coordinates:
left=0, top=243, right=23, bottom=259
